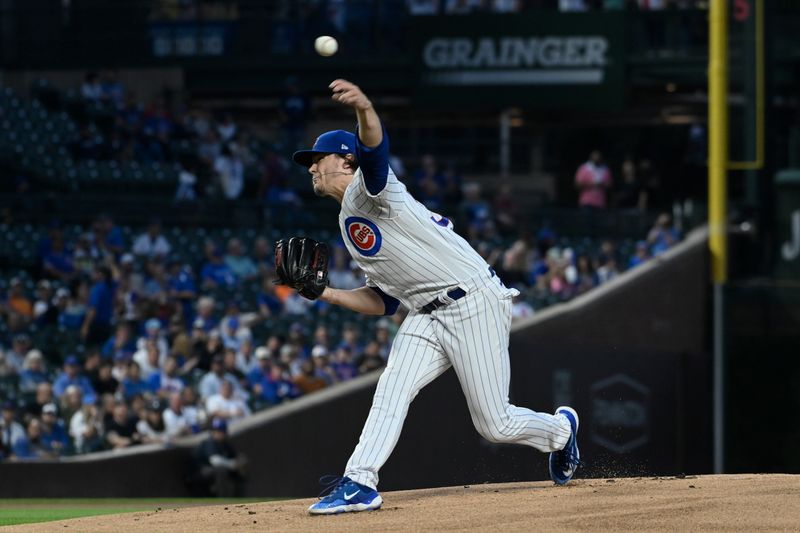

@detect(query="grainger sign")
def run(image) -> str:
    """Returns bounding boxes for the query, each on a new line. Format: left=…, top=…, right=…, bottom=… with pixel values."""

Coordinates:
left=413, top=13, right=625, bottom=110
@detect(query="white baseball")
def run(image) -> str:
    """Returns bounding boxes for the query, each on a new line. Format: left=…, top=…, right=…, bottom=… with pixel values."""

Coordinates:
left=314, top=35, right=338, bottom=57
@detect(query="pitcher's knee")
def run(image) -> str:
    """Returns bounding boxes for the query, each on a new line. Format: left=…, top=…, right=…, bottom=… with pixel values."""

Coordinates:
left=473, top=416, right=518, bottom=444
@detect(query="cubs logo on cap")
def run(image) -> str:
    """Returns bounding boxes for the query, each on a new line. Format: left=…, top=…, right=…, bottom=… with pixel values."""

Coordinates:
left=345, top=216, right=382, bottom=256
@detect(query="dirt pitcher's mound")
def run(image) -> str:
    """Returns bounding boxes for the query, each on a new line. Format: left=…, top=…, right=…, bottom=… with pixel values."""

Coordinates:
left=11, top=474, right=800, bottom=532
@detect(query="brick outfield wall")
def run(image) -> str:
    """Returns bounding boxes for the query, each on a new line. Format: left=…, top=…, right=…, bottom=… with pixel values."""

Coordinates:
left=0, top=230, right=711, bottom=498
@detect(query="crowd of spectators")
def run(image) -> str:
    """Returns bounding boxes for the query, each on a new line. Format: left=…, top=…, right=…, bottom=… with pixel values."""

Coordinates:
left=0, top=211, right=408, bottom=461
left=1, top=66, right=688, bottom=462
left=396, top=151, right=682, bottom=322
left=573, top=149, right=665, bottom=212
left=66, top=70, right=308, bottom=214
left=0, top=182, right=683, bottom=461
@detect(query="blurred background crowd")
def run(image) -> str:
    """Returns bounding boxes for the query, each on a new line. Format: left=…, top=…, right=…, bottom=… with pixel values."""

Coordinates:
left=0, top=0, right=695, bottom=462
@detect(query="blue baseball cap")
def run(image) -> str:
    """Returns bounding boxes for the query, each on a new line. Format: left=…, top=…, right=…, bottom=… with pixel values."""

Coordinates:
left=292, top=130, right=357, bottom=168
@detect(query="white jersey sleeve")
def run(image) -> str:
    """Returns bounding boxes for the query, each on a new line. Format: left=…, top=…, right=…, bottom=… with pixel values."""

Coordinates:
left=350, top=167, right=406, bottom=220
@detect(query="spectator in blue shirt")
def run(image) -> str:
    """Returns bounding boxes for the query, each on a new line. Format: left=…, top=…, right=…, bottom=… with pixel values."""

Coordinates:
left=220, top=316, right=241, bottom=351
left=53, top=356, right=97, bottom=406
left=337, top=324, right=363, bottom=359
left=39, top=403, right=71, bottom=457
left=41, top=232, right=75, bottom=281
left=331, top=346, right=357, bottom=382
left=416, top=177, right=444, bottom=212
left=12, top=418, right=53, bottom=460
left=460, top=182, right=492, bottom=234
left=167, top=259, right=197, bottom=325
left=628, top=241, right=651, bottom=269
left=101, top=323, right=137, bottom=361
left=147, top=356, right=185, bottom=397
left=224, top=238, right=258, bottom=281
left=647, top=213, right=681, bottom=256
left=81, top=266, right=115, bottom=345
left=257, top=276, right=283, bottom=318
left=198, top=356, right=238, bottom=400
left=250, top=362, right=297, bottom=405
left=100, top=71, right=125, bottom=107
left=412, top=153, right=444, bottom=191
left=252, top=237, right=273, bottom=278
left=37, top=220, right=63, bottom=258
left=141, top=257, right=168, bottom=301
left=93, top=213, right=125, bottom=257
left=200, top=248, right=237, bottom=290
left=55, top=287, right=84, bottom=330
left=121, top=361, right=152, bottom=400
left=246, top=348, right=272, bottom=392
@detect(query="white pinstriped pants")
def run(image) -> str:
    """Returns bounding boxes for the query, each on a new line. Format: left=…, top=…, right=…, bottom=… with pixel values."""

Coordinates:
left=345, top=273, right=572, bottom=490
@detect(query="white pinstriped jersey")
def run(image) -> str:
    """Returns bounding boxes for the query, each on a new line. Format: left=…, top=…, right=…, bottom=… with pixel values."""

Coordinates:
left=338, top=166, right=491, bottom=311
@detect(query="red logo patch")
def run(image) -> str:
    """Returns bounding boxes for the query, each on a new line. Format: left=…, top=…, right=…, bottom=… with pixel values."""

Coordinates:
left=344, top=216, right=382, bottom=256
left=348, top=222, right=375, bottom=250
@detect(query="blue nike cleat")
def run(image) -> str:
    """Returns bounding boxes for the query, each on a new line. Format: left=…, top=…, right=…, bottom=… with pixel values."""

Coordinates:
left=308, top=476, right=383, bottom=515
left=549, top=406, right=580, bottom=486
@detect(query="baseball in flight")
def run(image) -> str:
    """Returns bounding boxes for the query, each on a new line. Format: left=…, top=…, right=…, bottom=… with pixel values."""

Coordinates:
left=315, top=35, right=338, bottom=57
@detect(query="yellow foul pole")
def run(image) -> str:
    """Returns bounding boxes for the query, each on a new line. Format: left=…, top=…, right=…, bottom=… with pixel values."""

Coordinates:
left=709, top=0, right=728, bottom=475
left=709, top=0, right=728, bottom=283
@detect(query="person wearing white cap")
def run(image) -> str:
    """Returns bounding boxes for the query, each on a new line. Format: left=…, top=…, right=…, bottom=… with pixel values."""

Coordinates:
left=135, top=317, right=169, bottom=363
left=39, top=402, right=70, bottom=456
left=33, top=280, right=54, bottom=323
left=69, top=396, right=104, bottom=454
left=311, top=345, right=328, bottom=359
left=246, top=348, right=272, bottom=401
left=134, top=339, right=163, bottom=380
left=19, top=350, right=48, bottom=393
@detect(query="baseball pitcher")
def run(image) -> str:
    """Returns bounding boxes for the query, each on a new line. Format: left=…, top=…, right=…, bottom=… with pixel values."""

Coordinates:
left=276, top=79, right=581, bottom=515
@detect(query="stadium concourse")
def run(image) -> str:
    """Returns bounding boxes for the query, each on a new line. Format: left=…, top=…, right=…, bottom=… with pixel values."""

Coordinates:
left=0, top=79, right=682, bottom=464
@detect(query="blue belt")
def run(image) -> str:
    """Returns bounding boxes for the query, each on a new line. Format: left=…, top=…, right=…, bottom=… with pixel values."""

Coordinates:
left=419, top=287, right=466, bottom=314
left=419, top=267, right=497, bottom=314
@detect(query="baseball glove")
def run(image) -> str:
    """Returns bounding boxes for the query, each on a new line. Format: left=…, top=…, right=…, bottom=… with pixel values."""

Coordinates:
left=274, top=237, right=329, bottom=300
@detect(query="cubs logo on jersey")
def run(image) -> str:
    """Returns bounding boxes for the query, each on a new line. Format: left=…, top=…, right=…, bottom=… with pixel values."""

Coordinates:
left=345, top=216, right=382, bottom=256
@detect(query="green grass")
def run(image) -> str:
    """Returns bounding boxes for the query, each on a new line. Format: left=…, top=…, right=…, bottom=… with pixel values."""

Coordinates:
left=0, top=498, right=266, bottom=527
left=0, top=507, right=151, bottom=526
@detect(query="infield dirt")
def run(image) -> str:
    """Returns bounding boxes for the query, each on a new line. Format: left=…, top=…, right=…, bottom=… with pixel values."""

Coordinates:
left=9, top=474, right=799, bottom=532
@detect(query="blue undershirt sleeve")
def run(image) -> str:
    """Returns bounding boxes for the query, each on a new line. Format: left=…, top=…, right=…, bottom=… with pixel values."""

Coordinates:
left=368, top=286, right=400, bottom=316
left=355, top=123, right=390, bottom=195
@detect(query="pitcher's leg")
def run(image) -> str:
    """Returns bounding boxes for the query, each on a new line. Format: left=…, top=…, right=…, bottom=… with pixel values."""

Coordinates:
left=436, top=288, right=571, bottom=452
left=345, top=313, right=451, bottom=489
